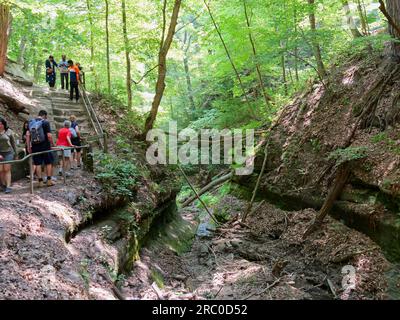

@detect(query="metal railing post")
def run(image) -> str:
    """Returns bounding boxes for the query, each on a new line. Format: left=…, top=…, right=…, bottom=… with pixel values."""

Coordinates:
left=29, top=156, right=34, bottom=195
left=62, top=151, right=66, bottom=184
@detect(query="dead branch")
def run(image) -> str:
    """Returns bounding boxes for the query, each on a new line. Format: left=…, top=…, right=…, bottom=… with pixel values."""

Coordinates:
left=242, top=142, right=269, bottom=222
left=303, top=163, right=350, bottom=239
left=181, top=172, right=233, bottom=207
left=131, top=64, right=159, bottom=85
left=178, top=165, right=220, bottom=225
left=244, top=277, right=281, bottom=300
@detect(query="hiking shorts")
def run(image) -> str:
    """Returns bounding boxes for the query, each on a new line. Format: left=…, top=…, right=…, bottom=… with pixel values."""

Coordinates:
left=58, top=146, right=72, bottom=158
left=32, top=144, right=54, bottom=166
left=0, top=151, right=14, bottom=162
left=71, top=137, right=81, bottom=152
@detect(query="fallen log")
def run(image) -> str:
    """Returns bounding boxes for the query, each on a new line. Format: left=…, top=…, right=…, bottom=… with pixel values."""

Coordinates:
left=181, top=172, right=233, bottom=208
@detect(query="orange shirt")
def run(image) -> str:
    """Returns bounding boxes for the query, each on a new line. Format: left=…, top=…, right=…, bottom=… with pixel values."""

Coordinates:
left=68, top=65, right=80, bottom=82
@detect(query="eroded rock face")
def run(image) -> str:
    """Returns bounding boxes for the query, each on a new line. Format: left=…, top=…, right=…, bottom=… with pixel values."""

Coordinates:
left=5, top=59, right=33, bottom=84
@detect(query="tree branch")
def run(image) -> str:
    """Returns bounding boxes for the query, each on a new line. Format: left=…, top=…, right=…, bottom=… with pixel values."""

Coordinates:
left=132, top=64, right=159, bottom=85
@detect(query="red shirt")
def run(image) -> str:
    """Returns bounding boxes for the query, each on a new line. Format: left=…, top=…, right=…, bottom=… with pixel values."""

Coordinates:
left=56, top=128, right=72, bottom=147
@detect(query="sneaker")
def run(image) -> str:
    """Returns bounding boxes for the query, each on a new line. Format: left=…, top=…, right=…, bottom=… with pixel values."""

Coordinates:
left=58, top=171, right=63, bottom=176
left=37, top=181, right=44, bottom=188
left=5, top=187, right=12, bottom=194
left=47, top=179, right=55, bottom=187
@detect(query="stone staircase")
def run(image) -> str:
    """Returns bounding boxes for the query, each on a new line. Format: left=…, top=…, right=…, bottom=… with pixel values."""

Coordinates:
left=22, top=86, right=95, bottom=140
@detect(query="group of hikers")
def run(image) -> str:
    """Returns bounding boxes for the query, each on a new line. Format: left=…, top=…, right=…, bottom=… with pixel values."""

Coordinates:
left=0, top=111, right=83, bottom=194
left=0, top=54, right=87, bottom=194
left=45, top=54, right=85, bottom=102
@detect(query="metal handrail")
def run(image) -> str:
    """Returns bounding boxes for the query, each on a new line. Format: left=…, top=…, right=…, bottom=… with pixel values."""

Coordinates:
left=79, top=84, right=105, bottom=149
left=0, top=142, right=99, bottom=195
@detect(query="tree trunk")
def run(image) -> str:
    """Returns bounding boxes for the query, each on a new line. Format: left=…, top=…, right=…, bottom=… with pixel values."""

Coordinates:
left=34, top=59, right=41, bottom=82
left=307, top=0, right=326, bottom=78
left=17, top=35, right=27, bottom=66
left=87, top=0, right=99, bottom=91
left=342, top=0, right=363, bottom=38
left=281, top=41, right=288, bottom=95
left=294, top=6, right=299, bottom=83
left=121, top=0, right=132, bottom=108
left=385, top=0, right=400, bottom=57
left=203, top=0, right=255, bottom=118
left=143, top=0, right=182, bottom=137
left=105, top=0, right=111, bottom=95
left=183, top=31, right=195, bottom=111
left=0, top=3, right=11, bottom=77
left=356, top=0, right=368, bottom=35
left=243, top=0, right=272, bottom=107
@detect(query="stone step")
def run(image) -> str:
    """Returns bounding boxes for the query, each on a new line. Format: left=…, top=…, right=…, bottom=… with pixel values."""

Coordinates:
left=53, top=109, right=86, bottom=117
left=53, top=116, right=87, bottom=124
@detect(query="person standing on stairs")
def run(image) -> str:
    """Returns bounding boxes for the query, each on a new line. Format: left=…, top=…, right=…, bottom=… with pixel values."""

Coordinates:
left=26, top=110, right=55, bottom=187
left=0, top=117, right=17, bottom=194
left=68, top=60, right=80, bottom=103
left=69, top=115, right=82, bottom=169
left=45, top=55, right=58, bottom=90
left=56, top=120, right=74, bottom=176
left=59, top=55, right=69, bottom=91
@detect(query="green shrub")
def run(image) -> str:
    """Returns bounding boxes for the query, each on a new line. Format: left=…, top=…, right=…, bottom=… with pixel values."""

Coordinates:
left=95, top=153, right=139, bottom=198
left=328, top=146, right=368, bottom=167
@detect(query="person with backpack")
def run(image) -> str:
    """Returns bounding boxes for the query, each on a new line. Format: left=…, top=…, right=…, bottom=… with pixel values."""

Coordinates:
left=69, top=115, right=82, bottom=169
left=56, top=120, right=75, bottom=176
left=26, top=110, right=55, bottom=187
left=68, top=60, right=80, bottom=102
left=0, top=117, right=17, bottom=194
left=45, top=55, right=58, bottom=89
left=58, top=55, right=69, bottom=90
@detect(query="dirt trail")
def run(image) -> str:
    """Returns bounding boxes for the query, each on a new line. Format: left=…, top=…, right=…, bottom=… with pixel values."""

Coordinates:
left=0, top=170, right=124, bottom=299
left=120, top=195, right=391, bottom=300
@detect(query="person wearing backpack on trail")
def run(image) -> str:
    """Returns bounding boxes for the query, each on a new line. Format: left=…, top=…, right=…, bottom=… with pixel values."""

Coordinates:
left=26, top=110, right=55, bottom=187
left=56, top=120, right=75, bottom=176
left=69, top=115, right=82, bottom=169
left=45, top=55, right=58, bottom=90
left=59, top=55, right=69, bottom=91
left=0, top=117, right=17, bottom=194
left=68, top=60, right=80, bottom=102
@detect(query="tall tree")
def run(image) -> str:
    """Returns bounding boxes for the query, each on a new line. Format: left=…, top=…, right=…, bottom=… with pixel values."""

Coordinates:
left=143, top=0, right=182, bottom=137
left=382, top=0, right=400, bottom=57
left=182, top=30, right=195, bottom=111
left=105, top=0, right=111, bottom=95
left=356, top=0, right=369, bottom=35
left=0, top=2, right=11, bottom=76
left=243, top=0, right=271, bottom=107
left=121, top=0, right=132, bottom=108
left=307, top=0, right=326, bottom=77
left=342, top=0, right=363, bottom=38
left=87, top=0, right=99, bottom=91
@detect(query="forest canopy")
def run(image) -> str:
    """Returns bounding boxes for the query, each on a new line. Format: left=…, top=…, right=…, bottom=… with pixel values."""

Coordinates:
left=1, top=0, right=395, bottom=132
